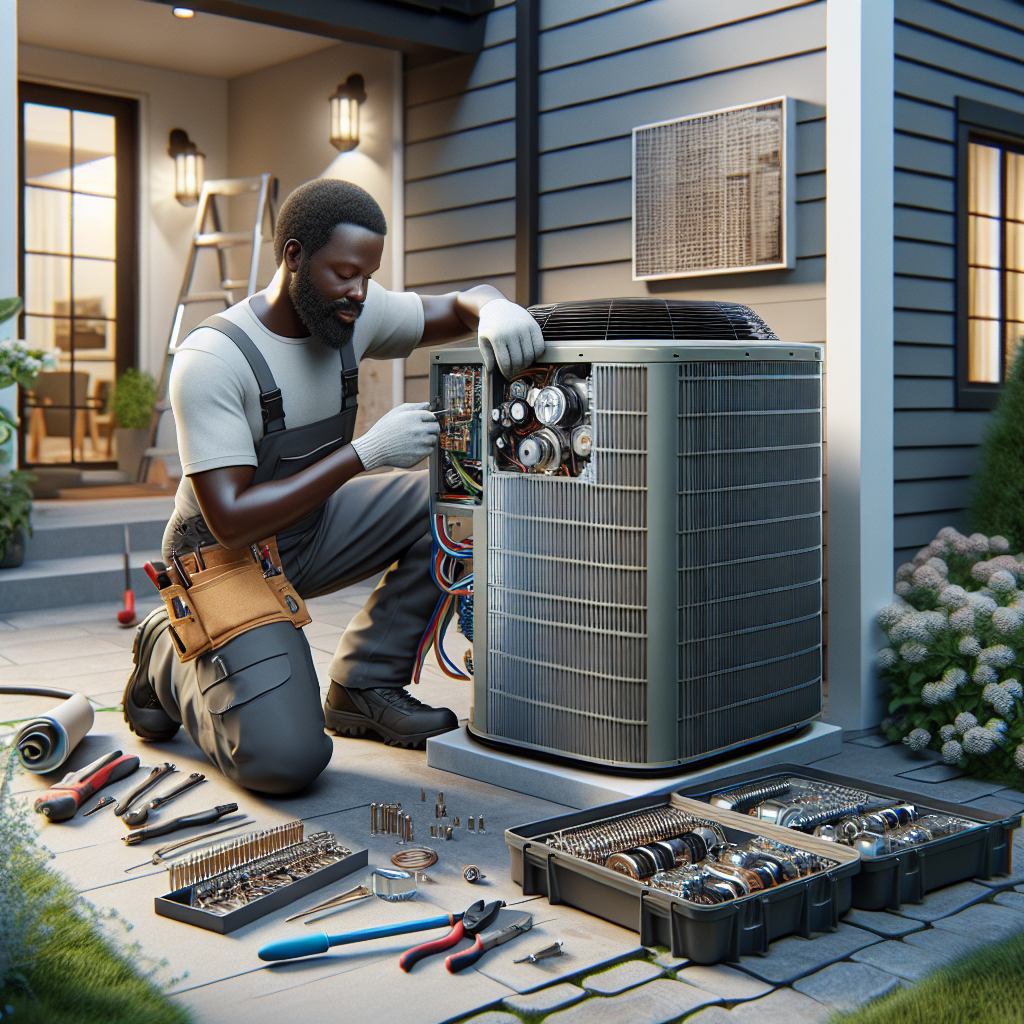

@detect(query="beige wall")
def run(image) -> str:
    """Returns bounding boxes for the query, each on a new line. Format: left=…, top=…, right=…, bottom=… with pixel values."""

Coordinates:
left=228, top=42, right=401, bottom=438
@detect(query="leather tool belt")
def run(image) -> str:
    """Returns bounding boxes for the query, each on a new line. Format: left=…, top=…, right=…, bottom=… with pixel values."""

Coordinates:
left=161, top=538, right=311, bottom=663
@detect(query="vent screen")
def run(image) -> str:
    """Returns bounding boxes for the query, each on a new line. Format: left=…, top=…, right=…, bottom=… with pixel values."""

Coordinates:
left=634, top=99, right=789, bottom=280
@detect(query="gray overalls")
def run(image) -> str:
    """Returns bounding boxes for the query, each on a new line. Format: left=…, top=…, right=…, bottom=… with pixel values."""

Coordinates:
left=148, top=316, right=439, bottom=794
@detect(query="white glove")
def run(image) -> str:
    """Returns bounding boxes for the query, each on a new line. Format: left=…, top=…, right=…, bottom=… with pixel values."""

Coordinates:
left=350, top=403, right=440, bottom=471
left=477, top=297, right=545, bottom=377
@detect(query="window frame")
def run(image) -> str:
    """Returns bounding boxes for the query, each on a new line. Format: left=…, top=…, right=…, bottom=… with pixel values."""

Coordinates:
left=17, top=81, right=139, bottom=466
left=956, top=97, right=1024, bottom=410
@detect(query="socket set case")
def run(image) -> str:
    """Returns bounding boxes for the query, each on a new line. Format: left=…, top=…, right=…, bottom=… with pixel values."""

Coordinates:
left=680, top=764, right=1021, bottom=911
left=505, top=792, right=860, bottom=964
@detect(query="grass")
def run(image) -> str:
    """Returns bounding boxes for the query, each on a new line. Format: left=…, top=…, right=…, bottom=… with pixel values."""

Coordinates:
left=0, top=847, right=191, bottom=1024
left=835, top=931, right=1024, bottom=1024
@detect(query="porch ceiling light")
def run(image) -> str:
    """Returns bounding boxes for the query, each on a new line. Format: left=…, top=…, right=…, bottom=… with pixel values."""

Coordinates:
left=329, top=74, right=366, bottom=152
left=168, top=128, right=205, bottom=206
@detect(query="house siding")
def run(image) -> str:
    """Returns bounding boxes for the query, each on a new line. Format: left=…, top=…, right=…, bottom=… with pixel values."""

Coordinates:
left=892, top=0, right=1024, bottom=564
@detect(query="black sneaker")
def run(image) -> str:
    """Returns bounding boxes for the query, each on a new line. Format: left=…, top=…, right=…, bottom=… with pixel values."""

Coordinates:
left=324, top=683, right=457, bottom=749
left=123, top=607, right=180, bottom=742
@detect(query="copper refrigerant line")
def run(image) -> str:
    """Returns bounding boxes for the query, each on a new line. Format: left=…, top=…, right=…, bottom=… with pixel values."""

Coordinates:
left=370, top=792, right=488, bottom=847
left=543, top=806, right=838, bottom=907
left=709, top=777, right=980, bottom=855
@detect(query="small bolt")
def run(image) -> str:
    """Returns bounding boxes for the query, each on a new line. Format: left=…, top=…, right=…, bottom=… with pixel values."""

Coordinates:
left=468, top=816, right=475, bottom=832
left=462, top=864, right=484, bottom=884
left=477, top=816, right=487, bottom=834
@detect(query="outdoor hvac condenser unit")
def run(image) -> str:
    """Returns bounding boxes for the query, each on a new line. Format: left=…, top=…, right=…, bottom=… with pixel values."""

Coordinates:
left=429, top=298, right=823, bottom=771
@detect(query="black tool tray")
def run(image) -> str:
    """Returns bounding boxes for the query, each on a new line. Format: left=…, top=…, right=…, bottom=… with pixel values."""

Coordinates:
left=506, top=792, right=860, bottom=964
left=679, top=764, right=1021, bottom=911
left=155, top=847, right=368, bottom=934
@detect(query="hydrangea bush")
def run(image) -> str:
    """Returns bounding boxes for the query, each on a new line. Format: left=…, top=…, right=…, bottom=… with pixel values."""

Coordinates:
left=878, top=528, right=1024, bottom=784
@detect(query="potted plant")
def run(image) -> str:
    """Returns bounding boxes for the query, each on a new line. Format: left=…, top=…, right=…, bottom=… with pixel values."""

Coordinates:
left=0, top=297, right=56, bottom=567
left=110, top=368, right=157, bottom=480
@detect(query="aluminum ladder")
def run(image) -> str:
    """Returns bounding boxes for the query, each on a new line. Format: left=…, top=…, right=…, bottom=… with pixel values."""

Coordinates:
left=140, top=173, right=278, bottom=482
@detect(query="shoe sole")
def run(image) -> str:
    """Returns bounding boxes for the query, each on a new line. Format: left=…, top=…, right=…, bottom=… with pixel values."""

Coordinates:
left=323, top=705, right=447, bottom=750
left=123, top=612, right=180, bottom=742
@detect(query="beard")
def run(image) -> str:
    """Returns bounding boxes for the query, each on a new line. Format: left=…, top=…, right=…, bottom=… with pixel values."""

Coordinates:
left=288, top=260, right=363, bottom=351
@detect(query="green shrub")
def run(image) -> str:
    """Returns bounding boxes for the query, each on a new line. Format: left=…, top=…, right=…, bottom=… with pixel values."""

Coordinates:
left=877, top=528, right=1024, bottom=784
left=110, top=369, right=156, bottom=430
left=971, top=345, right=1024, bottom=552
left=0, top=470, right=34, bottom=554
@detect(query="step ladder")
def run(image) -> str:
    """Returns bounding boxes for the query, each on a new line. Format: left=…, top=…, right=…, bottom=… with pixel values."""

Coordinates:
left=140, top=173, right=278, bottom=482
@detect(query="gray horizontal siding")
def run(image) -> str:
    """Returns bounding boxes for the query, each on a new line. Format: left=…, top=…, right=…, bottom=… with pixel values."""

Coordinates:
left=890, top=0, right=1024, bottom=562
left=406, top=200, right=515, bottom=251
left=406, top=161, right=515, bottom=217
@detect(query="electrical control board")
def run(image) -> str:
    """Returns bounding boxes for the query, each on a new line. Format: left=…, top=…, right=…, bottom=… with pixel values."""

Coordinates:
left=433, top=364, right=484, bottom=506
left=490, top=364, right=593, bottom=479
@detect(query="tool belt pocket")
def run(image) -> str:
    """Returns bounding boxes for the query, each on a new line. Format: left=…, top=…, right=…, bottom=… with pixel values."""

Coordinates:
left=162, top=545, right=310, bottom=663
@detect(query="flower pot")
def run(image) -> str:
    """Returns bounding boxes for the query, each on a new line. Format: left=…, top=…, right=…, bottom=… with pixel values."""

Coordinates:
left=114, top=427, right=149, bottom=481
left=0, top=526, right=26, bottom=568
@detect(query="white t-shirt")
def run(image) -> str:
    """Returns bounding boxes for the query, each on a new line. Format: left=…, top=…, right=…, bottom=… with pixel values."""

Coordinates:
left=169, top=280, right=424, bottom=521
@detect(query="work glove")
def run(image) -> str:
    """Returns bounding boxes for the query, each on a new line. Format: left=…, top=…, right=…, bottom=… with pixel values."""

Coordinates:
left=477, top=297, right=546, bottom=378
left=350, top=403, right=440, bottom=471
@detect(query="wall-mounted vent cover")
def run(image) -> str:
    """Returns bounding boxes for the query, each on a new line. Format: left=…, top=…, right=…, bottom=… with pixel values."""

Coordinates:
left=633, top=97, right=795, bottom=280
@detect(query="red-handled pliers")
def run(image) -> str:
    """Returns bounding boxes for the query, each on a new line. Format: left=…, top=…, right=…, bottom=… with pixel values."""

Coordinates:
left=399, top=900, right=503, bottom=973
left=446, top=909, right=534, bottom=973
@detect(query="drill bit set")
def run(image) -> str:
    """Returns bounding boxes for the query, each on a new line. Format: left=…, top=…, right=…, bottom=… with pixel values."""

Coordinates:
left=708, top=776, right=981, bottom=855
left=542, top=805, right=836, bottom=906
left=156, top=819, right=367, bottom=934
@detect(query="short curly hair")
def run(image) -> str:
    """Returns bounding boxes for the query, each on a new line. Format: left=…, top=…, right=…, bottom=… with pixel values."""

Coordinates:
left=273, top=178, right=387, bottom=264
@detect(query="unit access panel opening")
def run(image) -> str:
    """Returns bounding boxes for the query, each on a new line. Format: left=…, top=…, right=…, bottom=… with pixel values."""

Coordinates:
left=490, top=363, right=594, bottom=480
left=433, top=364, right=484, bottom=507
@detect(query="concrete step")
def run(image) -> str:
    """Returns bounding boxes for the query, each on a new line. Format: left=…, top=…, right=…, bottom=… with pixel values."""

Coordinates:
left=0, top=496, right=176, bottom=612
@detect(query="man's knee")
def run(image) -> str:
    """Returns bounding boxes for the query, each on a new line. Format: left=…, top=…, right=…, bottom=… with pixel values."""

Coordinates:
left=225, top=728, right=333, bottom=795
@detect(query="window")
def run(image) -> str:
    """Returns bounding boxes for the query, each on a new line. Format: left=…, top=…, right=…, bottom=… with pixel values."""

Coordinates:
left=957, top=99, right=1024, bottom=408
left=18, top=83, right=137, bottom=466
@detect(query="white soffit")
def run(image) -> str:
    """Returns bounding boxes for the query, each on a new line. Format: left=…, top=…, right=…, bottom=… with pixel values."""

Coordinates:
left=17, top=0, right=340, bottom=79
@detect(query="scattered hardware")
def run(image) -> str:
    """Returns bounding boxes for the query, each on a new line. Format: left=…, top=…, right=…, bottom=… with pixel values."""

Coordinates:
left=447, top=909, right=533, bottom=973
left=392, top=847, right=438, bottom=871
left=468, top=816, right=475, bottom=832
left=399, top=899, right=503, bottom=972
left=372, top=867, right=417, bottom=902
left=83, top=795, right=116, bottom=816
left=158, top=822, right=364, bottom=935
left=372, top=802, right=405, bottom=837
left=462, top=864, right=485, bottom=884
left=547, top=806, right=706, bottom=864
left=123, top=803, right=238, bottom=845
left=605, top=827, right=726, bottom=880
left=123, top=818, right=255, bottom=872
left=123, top=772, right=206, bottom=827
left=285, top=884, right=371, bottom=923
left=515, top=941, right=564, bottom=964
left=114, top=762, right=176, bottom=816
left=34, top=750, right=140, bottom=822
left=430, top=825, right=437, bottom=839
left=477, top=817, right=487, bottom=835
left=421, top=789, right=426, bottom=802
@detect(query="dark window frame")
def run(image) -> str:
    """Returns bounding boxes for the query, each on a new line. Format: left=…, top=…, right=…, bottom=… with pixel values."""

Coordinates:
left=17, top=81, right=138, bottom=467
left=956, top=97, right=1024, bottom=410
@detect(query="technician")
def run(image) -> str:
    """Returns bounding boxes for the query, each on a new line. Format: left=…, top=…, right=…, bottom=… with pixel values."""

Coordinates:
left=123, top=178, right=544, bottom=794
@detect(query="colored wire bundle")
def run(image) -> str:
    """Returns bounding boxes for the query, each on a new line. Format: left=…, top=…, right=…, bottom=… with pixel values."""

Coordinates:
left=413, top=516, right=474, bottom=683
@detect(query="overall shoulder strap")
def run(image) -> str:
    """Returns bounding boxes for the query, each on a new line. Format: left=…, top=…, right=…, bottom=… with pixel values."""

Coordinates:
left=339, top=338, right=358, bottom=412
left=194, top=314, right=286, bottom=435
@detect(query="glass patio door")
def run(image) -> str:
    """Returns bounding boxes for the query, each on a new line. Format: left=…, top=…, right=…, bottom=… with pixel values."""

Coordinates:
left=18, top=83, right=137, bottom=467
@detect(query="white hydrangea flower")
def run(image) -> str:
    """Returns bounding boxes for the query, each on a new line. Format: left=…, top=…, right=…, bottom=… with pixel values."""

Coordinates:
left=968, top=592, right=998, bottom=614
left=921, top=683, right=942, bottom=705
left=943, top=667, right=968, bottom=689
left=971, top=561, right=995, bottom=582
left=902, top=728, right=932, bottom=752
left=959, top=635, right=982, bottom=657
left=895, top=580, right=912, bottom=597
left=1002, top=679, right=1023, bottom=700
left=983, top=683, right=1015, bottom=717
left=899, top=642, right=929, bottom=664
left=992, top=607, right=1024, bottom=634
left=955, top=711, right=978, bottom=734
left=912, top=565, right=944, bottom=590
left=990, top=536, right=1011, bottom=553
left=989, top=570, right=1017, bottom=593
left=952, top=534, right=976, bottom=555
left=970, top=533, right=991, bottom=552
left=941, top=740, right=964, bottom=765
left=983, top=718, right=1009, bottom=742
left=926, top=557, right=949, bottom=577
left=939, top=724, right=958, bottom=742
left=1015, top=744, right=1024, bottom=771
left=988, top=555, right=1019, bottom=573
left=895, top=562, right=916, bottom=583
left=877, top=647, right=899, bottom=669
left=963, top=726, right=997, bottom=755
left=891, top=616, right=933, bottom=644
left=913, top=547, right=934, bottom=565
left=937, top=527, right=961, bottom=542
left=974, top=665, right=999, bottom=686
left=949, top=607, right=975, bottom=632
left=938, top=585, right=970, bottom=609
left=878, top=604, right=908, bottom=629
left=978, top=645, right=1016, bottom=668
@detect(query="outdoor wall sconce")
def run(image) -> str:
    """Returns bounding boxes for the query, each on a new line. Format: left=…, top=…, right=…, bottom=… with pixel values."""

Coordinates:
left=168, top=128, right=205, bottom=206
left=329, top=74, right=366, bottom=152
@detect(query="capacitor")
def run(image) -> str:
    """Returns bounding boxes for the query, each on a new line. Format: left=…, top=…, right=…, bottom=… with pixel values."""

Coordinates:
left=508, top=400, right=530, bottom=425
left=534, top=384, right=583, bottom=427
left=518, top=429, right=562, bottom=471
left=509, top=379, right=529, bottom=399
left=571, top=425, right=592, bottom=457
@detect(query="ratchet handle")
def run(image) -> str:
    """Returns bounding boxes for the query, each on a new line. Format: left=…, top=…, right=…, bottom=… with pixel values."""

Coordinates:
left=446, top=936, right=484, bottom=974
left=399, top=921, right=465, bottom=972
